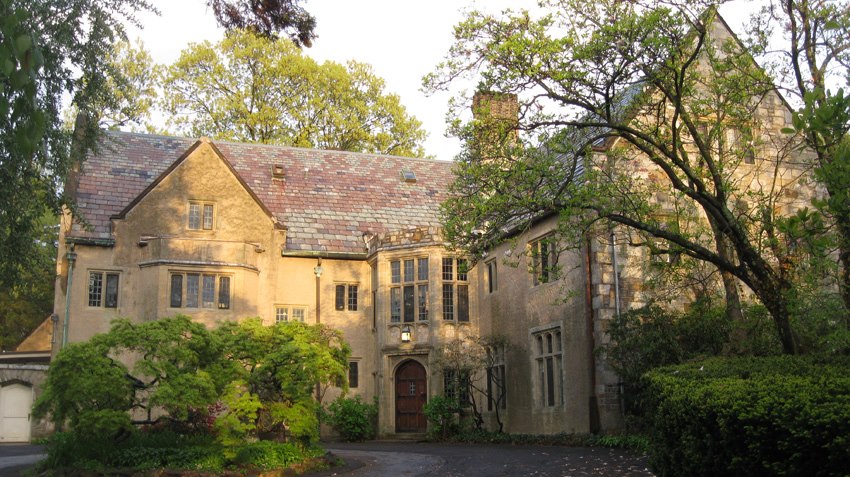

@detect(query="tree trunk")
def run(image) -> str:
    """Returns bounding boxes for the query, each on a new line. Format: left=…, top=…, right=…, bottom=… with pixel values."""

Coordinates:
left=709, top=217, right=746, bottom=352
left=836, top=223, right=850, bottom=327
left=758, top=284, right=798, bottom=355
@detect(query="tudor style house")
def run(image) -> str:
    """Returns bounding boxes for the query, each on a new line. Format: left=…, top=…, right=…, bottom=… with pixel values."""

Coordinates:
left=27, top=12, right=817, bottom=442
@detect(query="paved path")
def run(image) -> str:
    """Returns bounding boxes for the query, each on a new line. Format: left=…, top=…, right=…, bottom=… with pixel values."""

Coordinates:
left=320, top=442, right=654, bottom=477
left=0, top=444, right=45, bottom=477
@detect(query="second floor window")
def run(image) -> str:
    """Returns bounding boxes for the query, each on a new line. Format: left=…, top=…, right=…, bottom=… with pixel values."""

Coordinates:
left=188, top=202, right=214, bottom=230
left=529, top=236, right=558, bottom=286
left=88, top=271, right=119, bottom=308
left=335, top=284, right=359, bottom=311
left=390, top=257, right=429, bottom=323
left=170, top=272, right=231, bottom=309
left=442, top=257, right=469, bottom=321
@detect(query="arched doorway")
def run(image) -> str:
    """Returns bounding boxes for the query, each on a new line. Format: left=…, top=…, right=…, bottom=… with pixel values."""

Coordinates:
left=0, top=383, right=32, bottom=442
left=395, top=360, right=427, bottom=432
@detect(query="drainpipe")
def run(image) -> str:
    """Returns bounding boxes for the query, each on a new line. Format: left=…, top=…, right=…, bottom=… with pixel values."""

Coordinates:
left=610, top=231, right=621, bottom=317
left=62, top=246, right=77, bottom=348
left=314, top=257, right=323, bottom=324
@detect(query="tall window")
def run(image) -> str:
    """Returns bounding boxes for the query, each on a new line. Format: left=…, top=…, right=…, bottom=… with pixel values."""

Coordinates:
left=487, top=260, right=498, bottom=294
left=335, top=283, right=359, bottom=311
left=390, top=257, right=429, bottom=322
left=188, top=202, right=214, bottom=230
left=88, top=271, right=119, bottom=308
left=534, top=328, right=563, bottom=407
left=349, top=361, right=359, bottom=388
left=275, top=305, right=307, bottom=323
left=529, top=236, right=558, bottom=286
left=444, top=369, right=470, bottom=405
left=170, top=272, right=231, bottom=309
left=442, top=257, right=469, bottom=321
left=487, top=345, right=507, bottom=411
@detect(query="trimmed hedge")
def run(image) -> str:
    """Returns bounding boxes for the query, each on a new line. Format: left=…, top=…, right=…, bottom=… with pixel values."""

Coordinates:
left=643, top=356, right=850, bottom=477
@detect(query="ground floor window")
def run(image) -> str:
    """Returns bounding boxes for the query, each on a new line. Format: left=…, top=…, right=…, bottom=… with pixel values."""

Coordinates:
left=170, top=272, right=231, bottom=309
left=275, top=305, right=307, bottom=323
left=533, top=328, right=563, bottom=407
left=443, top=369, right=470, bottom=405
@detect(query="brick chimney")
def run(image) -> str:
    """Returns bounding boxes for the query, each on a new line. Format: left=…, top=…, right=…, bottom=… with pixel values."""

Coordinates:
left=471, top=91, right=519, bottom=161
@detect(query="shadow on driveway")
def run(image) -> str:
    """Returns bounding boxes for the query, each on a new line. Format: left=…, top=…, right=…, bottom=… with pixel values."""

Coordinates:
left=318, top=441, right=654, bottom=477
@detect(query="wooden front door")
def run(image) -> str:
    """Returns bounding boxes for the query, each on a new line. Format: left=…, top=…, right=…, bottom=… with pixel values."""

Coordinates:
left=395, top=360, right=427, bottom=432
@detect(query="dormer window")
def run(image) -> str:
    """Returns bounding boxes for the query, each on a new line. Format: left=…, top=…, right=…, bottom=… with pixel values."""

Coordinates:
left=401, top=169, right=417, bottom=183
left=188, top=202, right=214, bottom=230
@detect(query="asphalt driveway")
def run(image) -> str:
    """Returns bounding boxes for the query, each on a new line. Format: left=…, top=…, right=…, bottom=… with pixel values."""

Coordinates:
left=318, top=441, right=654, bottom=477
left=0, top=444, right=45, bottom=477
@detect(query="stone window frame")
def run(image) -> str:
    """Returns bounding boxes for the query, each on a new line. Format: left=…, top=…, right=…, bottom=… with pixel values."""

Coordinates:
left=87, top=270, right=120, bottom=308
left=441, top=257, right=469, bottom=322
left=348, top=360, right=360, bottom=388
left=335, top=283, right=359, bottom=311
left=169, top=271, right=232, bottom=310
left=187, top=201, right=215, bottom=231
left=390, top=256, right=429, bottom=323
left=532, top=326, right=564, bottom=408
left=487, top=344, right=507, bottom=411
left=274, top=304, right=308, bottom=323
left=486, top=259, right=498, bottom=294
left=528, top=234, right=558, bottom=286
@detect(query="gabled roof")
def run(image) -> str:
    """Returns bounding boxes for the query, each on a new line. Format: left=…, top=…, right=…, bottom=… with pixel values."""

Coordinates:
left=69, top=131, right=455, bottom=254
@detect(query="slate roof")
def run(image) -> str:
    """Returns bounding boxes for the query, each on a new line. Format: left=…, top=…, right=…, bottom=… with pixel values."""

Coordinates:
left=70, top=131, right=455, bottom=254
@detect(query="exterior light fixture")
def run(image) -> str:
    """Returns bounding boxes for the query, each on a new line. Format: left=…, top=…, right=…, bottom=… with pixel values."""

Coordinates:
left=314, top=264, right=323, bottom=278
left=401, top=325, right=412, bottom=343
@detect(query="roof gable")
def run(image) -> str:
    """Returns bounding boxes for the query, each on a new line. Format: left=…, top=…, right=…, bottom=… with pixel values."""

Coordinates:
left=69, top=132, right=455, bottom=254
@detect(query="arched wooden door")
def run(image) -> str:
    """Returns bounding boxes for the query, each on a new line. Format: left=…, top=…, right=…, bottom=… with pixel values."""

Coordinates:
left=395, top=360, right=427, bottom=432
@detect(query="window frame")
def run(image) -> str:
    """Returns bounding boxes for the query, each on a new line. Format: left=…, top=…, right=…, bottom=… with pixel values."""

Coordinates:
left=442, top=257, right=469, bottom=321
left=389, top=257, right=429, bottom=323
left=529, top=235, right=558, bottom=286
left=274, top=305, right=308, bottom=323
left=335, top=283, right=359, bottom=311
left=169, top=271, right=232, bottom=310
left=533, top=328, right=564, bottom=408
left=187, top=201, right=215, bottom=231
left=487, top=260, right=498, bottom=294
left=87, top=270, right=120, bottom=308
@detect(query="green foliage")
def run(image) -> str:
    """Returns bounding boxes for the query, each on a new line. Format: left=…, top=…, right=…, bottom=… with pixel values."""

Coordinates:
left=162, top=29, right=427, bottom=157
left=422, top=395, right=461, bottom=440
left=232, top=440, right=322, bottom=469
left=325, top=396, right=378, bottom=442
left=643, top=356, right=850, bottom=476
left=214, top=318, right=349, bottom=443
left=33, top=340, right=134, bottom=437
left=0, top=212, right=56, bottom=350
left=0, top=0, right=154, bottom=290
left=37, top=316, right=350, bottom=461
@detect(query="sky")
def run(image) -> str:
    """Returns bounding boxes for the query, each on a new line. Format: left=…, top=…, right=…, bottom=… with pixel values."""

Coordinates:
left=126, top=0, right=537, bottom=160
left=126, top=0, right=754, bottom=160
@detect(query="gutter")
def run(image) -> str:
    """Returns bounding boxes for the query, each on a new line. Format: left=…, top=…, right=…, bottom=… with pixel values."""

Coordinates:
left=281, top=250, right=368, bottom=260
left=62, top=246, right=77, bottom=348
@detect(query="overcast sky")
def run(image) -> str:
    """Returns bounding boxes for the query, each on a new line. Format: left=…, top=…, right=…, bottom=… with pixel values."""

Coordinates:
left=127, top=0, right=752, bottom=160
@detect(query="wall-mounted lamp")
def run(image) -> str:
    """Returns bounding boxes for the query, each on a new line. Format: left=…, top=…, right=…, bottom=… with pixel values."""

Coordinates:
left=401, top=324, right=412, bottom=343
left=314, top=264, right=324, bottom=278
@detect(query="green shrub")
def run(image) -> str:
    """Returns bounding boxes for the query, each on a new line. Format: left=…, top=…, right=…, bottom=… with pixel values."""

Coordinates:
left=232, top=440, right=322, bottom=469
left=423, top=396, right=460, bottom=440
left=325, top=396, right=378, bottom=441
left=643, top=356, right=850, bottom=477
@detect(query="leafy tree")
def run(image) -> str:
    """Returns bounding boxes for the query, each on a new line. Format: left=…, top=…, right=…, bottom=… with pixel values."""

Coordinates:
left=433, top=335, right=510, bottom=432
left=0, top=212, right=56, bottom=351
left=742, top=0, right=850, bottom=316
left=162, top=29, right=427, bottom=157
left=214, top=318, right=350, bottom=444
left=208, top=0, right=316, bottom=47
left=426, top=0, right=832, bottom=354
left=0, top=0, right=154, bottom=290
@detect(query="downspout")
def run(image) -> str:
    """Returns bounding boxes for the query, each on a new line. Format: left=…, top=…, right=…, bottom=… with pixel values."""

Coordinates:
left=314, top=257, right=323, bottom=324
left=62, top=246, right=77, bottom=348
left=584, top=237, right=600, bottom=433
